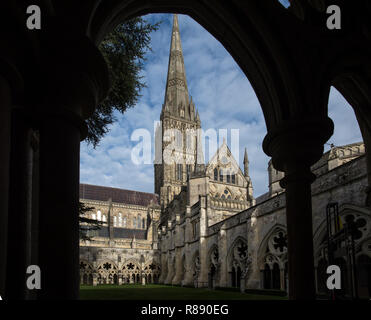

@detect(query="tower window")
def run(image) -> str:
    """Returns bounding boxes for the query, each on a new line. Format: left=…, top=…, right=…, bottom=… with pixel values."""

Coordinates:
left=227, top=171, right=231, bottom=183
left=214, top=168, right=218, bottom=180
left=219, top=169, right=223, bottom=182
left=232, top=174, right=236, bottom=184
left=142, top=218, right=146, bottom=229
left=137, top=216, right=141, bottom=229
left=177, top=163, right=183, bottom=180
left=123, top=216, right=127, bottom=227
left=133, top=216, right=136, bottom=228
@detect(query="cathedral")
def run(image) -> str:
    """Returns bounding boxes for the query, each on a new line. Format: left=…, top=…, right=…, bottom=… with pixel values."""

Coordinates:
left=79, top=15, right=371, bottom=298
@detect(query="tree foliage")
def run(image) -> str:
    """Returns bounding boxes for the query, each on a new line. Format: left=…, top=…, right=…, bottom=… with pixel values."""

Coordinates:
left=79, top=201, right=103, bottom=241
left=85, top=17, right=161, bottom=147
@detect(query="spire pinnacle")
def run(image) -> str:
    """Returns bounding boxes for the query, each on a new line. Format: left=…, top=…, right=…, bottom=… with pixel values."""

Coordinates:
left=163, top=14, right=190, bottom=118
left=244, top=148, right=249, bottom=163
left=244, top=148, right=249, bottom=177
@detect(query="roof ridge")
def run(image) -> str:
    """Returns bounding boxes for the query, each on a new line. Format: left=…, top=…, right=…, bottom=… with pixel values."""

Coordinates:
left=79, top=183, right=158, bottom=197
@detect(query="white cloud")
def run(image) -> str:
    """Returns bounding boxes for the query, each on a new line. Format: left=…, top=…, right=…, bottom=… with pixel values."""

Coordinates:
left=80, top=14, right=363, bottom=198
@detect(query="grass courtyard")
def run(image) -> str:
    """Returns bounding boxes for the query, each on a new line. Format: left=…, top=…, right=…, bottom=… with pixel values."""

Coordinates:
left=80, top=284, right=286, bottom=300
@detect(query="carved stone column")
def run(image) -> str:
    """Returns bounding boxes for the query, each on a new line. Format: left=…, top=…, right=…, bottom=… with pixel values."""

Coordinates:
left=263, top=117, right=333, bottom=299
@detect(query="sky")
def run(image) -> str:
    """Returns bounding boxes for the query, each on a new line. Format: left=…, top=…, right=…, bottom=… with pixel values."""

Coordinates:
left=80, top=13, right=363, bottom=198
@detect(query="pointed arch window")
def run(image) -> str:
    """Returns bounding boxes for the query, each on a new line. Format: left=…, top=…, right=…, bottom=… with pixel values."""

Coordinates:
left=97, top=210, right=102, bottom=221
left=142, top=218, right=146, bottom=229
left=177, top=164, right=183, bottom=180
left=133, top=216, right=136, bottom=228
left=123, top=216, right=127, bottom=227
left=227, top=170, right=231, bottom=183
left=219, top=169, right=223, bottom=182
left=102, top=215, right=107, bottom=223
left=137, top=216, right=141, bottom=229
left=232, top=174, right=236, bottom=184
left=113, top=216, right=117, bottom=227
left=222, top=189, right=232, bottom=200
left=214, top=168, right=218, bottom=181
left=118, top=213, right=122, bottom=227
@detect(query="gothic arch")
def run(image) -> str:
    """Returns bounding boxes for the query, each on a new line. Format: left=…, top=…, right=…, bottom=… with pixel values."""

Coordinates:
left=332, top=68, right=371, bottom=190
left=257, top=224, right=287, bottom=268
left=143, top=262, right=161, bottom=284
left=84, top=1, right=329, bottom=132
left=313, top=204, right=371, bottom=263
left=79, top=260, right=94, bottom=285
left=122, top=259, right=141, bottom=284
left=5, top=0, right=371, bottom=300
left=96, top=260, right=119, bottom=285
left=122, top=259, right=141, bottom=272
left=79, top=260, right=94, bottom=273
left=257, top=225, right=288, bottom=291
left=227, top=236, right=248, bottom=272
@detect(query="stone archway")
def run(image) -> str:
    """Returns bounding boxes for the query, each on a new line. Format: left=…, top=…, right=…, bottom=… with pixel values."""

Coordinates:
left=258, top=226, right=288, bottom=291
left=122, top=260, right=141, bottom=284
left=79, top=260, right=94, bottom=285
left=227, top=237, right=248, bottom=288
left=4, top=1, right=371, bottom=300
left=97, top=261, right=119, bottom=285
left=143, top=262, right=161, bottom=284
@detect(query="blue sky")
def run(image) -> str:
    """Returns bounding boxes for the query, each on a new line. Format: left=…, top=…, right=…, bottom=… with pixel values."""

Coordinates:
left=80, top=13, right=362, bottom=197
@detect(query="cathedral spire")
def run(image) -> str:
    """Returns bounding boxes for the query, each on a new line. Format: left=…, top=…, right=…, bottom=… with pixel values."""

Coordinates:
left=163, top=14, right=191, bottom=118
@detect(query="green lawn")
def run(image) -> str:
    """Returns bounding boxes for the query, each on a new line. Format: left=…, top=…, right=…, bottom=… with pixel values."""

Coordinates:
left=80, top=284, right=286, bottom=300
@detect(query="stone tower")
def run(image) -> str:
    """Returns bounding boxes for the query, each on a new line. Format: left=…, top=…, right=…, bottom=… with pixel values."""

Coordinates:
left=154, top=14, right=202, bottom=208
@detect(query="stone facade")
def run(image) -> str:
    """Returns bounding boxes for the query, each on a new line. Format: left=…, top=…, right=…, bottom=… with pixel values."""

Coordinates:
left=79, top=15, right=371, bottom=298
left=79, top=184, right=161, bottom=285
left=157, top=142, right=371, bottom=298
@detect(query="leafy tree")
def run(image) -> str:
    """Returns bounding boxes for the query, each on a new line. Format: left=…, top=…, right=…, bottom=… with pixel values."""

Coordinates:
left=86, top=17, right=161, bottom=147
left=79, top=201, right=103, bottom=241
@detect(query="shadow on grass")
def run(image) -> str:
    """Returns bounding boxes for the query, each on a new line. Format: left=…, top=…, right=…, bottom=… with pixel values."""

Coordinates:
left=79, top=284, right=287, bottom=300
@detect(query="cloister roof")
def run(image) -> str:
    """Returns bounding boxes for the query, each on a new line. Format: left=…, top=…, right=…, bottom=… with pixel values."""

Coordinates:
left=79, top=183, right=159, bottom=207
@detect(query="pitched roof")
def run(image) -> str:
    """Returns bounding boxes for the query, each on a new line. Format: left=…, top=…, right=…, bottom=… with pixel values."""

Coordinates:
left=79, top=183, right=159, bottom=207
left=94, top=227, right=147, bottom=240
